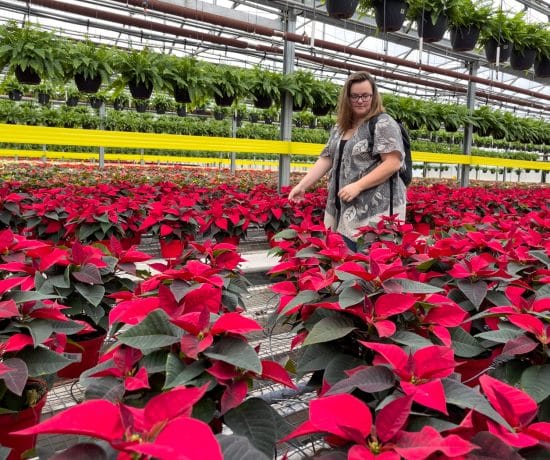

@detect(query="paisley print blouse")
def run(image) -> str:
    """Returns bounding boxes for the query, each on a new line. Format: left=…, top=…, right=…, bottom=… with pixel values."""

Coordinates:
left=321, top=113, right=406, bottom=241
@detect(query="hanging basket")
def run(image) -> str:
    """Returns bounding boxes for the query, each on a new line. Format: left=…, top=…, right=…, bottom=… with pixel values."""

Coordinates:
left=252, top=93, right=273, bottom=109
left=66, top=96, right=79, bottom=107
left=177, top=105, right=187, bottom=117
left=37, top=93, right=50, bottom=106
left=373, top=0, right=407, bottom=33
left=135, top=101, right=149, bottom=112
left=173, top=85, right=191, bottom=104
left=57, top=327, right=107, bottom=379
left=14, top=66, right=40, bottom=85
left=510, top=46, right=536, bottom=71
left=128, top=80, right=153, bottom=100
left=325, top=0, right=359, bottom=19
left=312, top=103, right=333, bottom=117
left=450, top=26, right=480, bottom=52
left=74, top=73, right=102, bottom=94
left=89, top=97, right=103, bottom=109
left=416, top=12, right=448, bottom=43
left=484, top=38, right=512, bottom=64
left=214, top=93, right=235, bottom=107
left=0, top=380, right=48, bottom=460
left=534, top=55, right=550, bottom=78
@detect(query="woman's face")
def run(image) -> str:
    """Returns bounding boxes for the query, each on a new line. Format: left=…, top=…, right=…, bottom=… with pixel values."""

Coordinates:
left=349, top=80, right=373, bottom=120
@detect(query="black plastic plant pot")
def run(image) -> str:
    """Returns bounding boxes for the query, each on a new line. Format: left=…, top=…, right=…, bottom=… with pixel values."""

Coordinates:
left=74, top=73, right=102, bottom=94
left=37, top=93, right=50, bottom=105
left=15, top=66, right=40, bottom=85
left=416, top=13, right=448, bottom=43
left=89, top=97, right=103, bottom=109
left=534, top=55, right=550, bottom=78
left=177, top=106, right=187, bottom=117
left=484, top=38, right=512, bottom=63
left=373, top=0, right=407, bottom=33
left=450, top=26, right=480, bottom=52
left=155, top=106, right=166, bottom=115
left=214, top=93, right=235, bottom=107
left=173, top=86, right=191, bottom=103
left=325, top=0, right=359, bottom=19
left=249, top=113, right=259, bottom=123
left=510, top=47, right=536, bottom=71
left=253, top=93, right=273, bottom=109
left=128, top=80, right=153, bottom=100
left=113, top=101, right=126, bottom=111
left=8, top=89, right=23, bottom=101
left=213, top=111, right=225, bottom=120
left=66, top=96, right=79, bottom=107
left=135, top=101, right=148, bottom=112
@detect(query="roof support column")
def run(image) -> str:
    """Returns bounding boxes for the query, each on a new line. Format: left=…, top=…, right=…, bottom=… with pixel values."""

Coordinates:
left=278, top=6, right=296, bottom=193
left=460, top=61, right=478, bottom=188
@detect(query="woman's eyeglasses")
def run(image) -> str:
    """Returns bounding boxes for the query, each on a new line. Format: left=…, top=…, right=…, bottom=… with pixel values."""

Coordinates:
left=349, top=93, right=373, bottom=102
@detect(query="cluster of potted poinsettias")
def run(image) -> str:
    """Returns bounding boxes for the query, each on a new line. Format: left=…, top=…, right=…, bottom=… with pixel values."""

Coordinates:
left=264, top=204, right=549, bottom=458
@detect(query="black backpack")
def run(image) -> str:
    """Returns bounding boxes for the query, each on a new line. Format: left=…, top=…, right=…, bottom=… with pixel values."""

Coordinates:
left=367, top=113, right=412, bottom=186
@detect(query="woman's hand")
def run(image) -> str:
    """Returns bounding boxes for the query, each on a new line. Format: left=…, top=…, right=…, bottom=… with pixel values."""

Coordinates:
left=338, top=182, right=361, bottom=202
left=288, top=185, right=305, bottom=203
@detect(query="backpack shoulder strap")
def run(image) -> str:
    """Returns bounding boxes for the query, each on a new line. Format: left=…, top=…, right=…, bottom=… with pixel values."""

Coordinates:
left=367, top=113, right=381, bottom=154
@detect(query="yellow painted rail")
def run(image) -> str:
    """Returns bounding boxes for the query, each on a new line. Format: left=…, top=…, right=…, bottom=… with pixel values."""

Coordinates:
left=0, top=124, right=548, bottom=170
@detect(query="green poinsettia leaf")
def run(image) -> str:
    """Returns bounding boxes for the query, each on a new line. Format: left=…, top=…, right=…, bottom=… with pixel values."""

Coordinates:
left=520, top=365, right=550, bottom=403
left=17, top=347, right=72, bottom=376
left=204, top=336, right=262, bottom=374
left=323, top=353, right=366, bottom=386
left=390, top=331, right=434, bottom=350
left=457, top=279, right=487, bottom=310
left=382, top=278, right=443, bottom=294
left=72, top=263, right=103, bottom=285
left=21, top=319, right=53, bottom=346
left=449, top=327, right=486, bottom=358
left=469, top=432, right=523, bottom=460
left=325, top=365, right=395, bottom=396
left=296, top=343, right=341, bottom=377
left=118, top=309, right=181, bottom=350
left=475, top=328, right=523, bottom=344
left=529, top=250, right=550, bottom=267
left=224, top=398, right=292, bottom=458
left=75, top=283, right=105, bottom=307
left=338, top=285, right=365, bottom=308
left=279, top=290, right=320, bottom=316
left=164, top=354, right=206, bottom=389
left=216, top=435, right=270, bottom=460
left=303, top=316, right=356, bottom=346
left=443, top=378, right=511, bottom=430
left=0, top=358, right=28, bottom=396
left=537, top=283, right=550, bottom=300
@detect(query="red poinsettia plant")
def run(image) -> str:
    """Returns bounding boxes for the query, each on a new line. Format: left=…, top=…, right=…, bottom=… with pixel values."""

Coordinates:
left=267, top=194, right=550, bottom=458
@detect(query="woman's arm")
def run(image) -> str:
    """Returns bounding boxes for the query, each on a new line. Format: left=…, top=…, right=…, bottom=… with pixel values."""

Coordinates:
left=288, top=156, right=332, bottom=203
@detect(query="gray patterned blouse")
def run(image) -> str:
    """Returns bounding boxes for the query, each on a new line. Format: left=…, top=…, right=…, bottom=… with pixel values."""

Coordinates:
left=320, top=112, right=406, bottom=241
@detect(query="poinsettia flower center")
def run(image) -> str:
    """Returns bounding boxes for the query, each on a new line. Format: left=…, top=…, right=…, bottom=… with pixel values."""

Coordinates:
left=368, top=439, right=381, bottom=453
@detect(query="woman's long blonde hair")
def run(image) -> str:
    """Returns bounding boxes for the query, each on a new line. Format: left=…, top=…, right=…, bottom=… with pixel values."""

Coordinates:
left=336, top=71, right=384, bottom=131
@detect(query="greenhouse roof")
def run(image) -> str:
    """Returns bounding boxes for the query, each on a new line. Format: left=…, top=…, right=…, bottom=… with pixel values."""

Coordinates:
left=0, top=0, right=548, bottom=119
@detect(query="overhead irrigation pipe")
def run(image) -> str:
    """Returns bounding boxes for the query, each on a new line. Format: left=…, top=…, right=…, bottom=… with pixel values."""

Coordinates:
left=18, top=0, right=550, bottom=110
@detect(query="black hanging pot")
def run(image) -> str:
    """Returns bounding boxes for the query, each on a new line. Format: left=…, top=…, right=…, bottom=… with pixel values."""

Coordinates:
left=173, top=85, right=191, bottom=103
left=8, top=89, right=23, bottom=101
left=214, top=93, right=235, bottom=107
left=510, top=46, right=536, bottom=71
left=74, top=73, right=102, bottom=94
left=325, top=0, right=359, bottom=19
left=252, top=93, right=273, bottom=109
left=213, top=111, right=225, bottom=121
left=66, top=96, right=79, bottom=107
left=128, top=80, right=153, bottom=100
left=373, top=0, right=407, bottom=33
left=417, top=12, right=448, bottom=43
left=249, top=112, right=259, bottom=123
left=534, top=55, right=550, bottom=78
left=113, top=100, right=126, bottom=111
left=484, top=38, right=512, bottom=63
left=37, top=93, right=50, bottom=105
left=14, top=66, right=40, bottom=85
left=450, top=25, right=480, bottom=52
left=312, top=103, right=333, bottom=117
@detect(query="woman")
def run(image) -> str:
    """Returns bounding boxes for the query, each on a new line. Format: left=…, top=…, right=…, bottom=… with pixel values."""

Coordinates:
left=288, top=71, right=406, bottom=251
